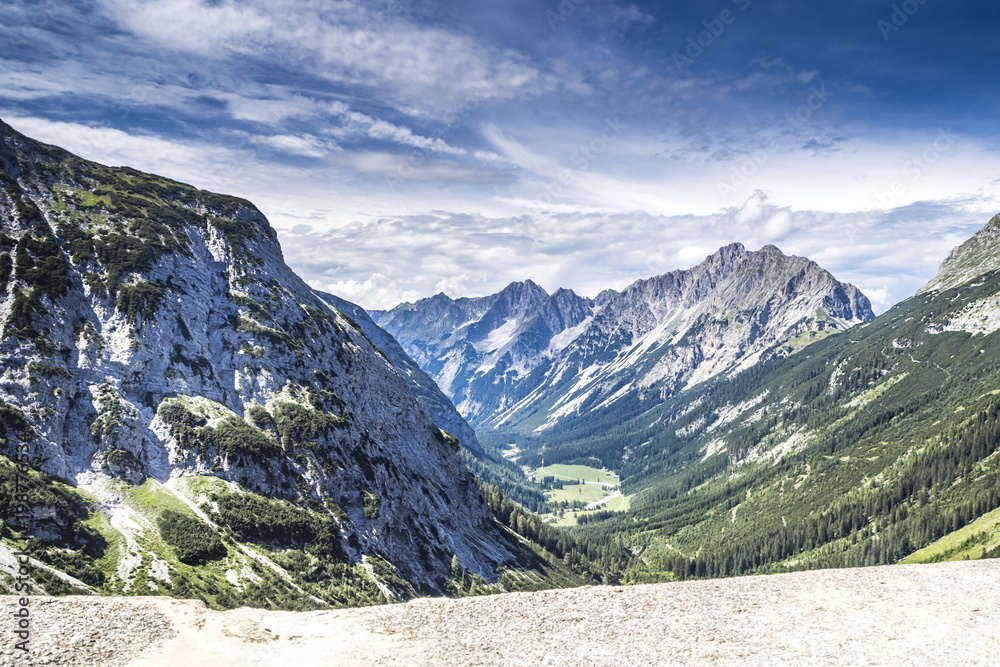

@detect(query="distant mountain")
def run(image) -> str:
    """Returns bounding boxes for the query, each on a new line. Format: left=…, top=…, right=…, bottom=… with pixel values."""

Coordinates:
left=374, top=212, right=1000, bottom=584
left=0, top=118, right=584, bottom=607
left=372, top=280, right=591, bottom=425
left=374, top=243, right=874, bottom=442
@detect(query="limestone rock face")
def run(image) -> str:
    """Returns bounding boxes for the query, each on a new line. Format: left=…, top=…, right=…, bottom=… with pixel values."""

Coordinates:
left=920, top=213, right=1000, bottom=294
left=375, top=244, right=874, bottom=434
left=0, top=118, right=521, bottom=593
left=316, top=291, right=487, bottom=458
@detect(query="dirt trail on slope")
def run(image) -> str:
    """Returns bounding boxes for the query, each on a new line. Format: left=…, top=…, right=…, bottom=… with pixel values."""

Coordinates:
left=3, top=560, right=999, bottom=666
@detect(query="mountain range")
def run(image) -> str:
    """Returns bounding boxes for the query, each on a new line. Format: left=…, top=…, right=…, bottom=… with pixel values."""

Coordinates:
left=374, top=243, right=873, bottom=442
left=375, top=218, right=1000, bottom=579
left=378, top=213, right=1000, bottom=581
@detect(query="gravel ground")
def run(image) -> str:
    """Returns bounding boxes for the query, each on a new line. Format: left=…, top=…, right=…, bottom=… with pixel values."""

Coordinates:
left=3, top=560, right=999, bottom=666
left=0, top=596, right=174, bottom=666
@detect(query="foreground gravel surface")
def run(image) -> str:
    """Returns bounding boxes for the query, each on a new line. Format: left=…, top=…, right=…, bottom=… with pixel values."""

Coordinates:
left=3, top=560, right=999, bottom=666
left=0, top=596, right=174, bottom=666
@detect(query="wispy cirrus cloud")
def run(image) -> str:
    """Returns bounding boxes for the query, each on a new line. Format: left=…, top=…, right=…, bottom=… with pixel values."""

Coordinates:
left=2, top=0, right=999, bottom=315
left=93, top=0, right=562, bottom=119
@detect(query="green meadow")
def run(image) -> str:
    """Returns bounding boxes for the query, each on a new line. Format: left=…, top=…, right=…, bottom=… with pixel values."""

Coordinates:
left=530, top=463, right=630, bottom=526
left=902, top=506, right=1000, bottom=564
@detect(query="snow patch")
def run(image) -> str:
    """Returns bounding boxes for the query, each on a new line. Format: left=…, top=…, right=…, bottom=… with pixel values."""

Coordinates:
left=475, top=318, right=520, bottom=353
left=546, top=317, right=592, bottom=357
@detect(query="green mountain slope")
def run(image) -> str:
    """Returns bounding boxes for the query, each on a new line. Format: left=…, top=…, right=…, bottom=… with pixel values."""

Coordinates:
left=553, top=219, right=1000, bottom=581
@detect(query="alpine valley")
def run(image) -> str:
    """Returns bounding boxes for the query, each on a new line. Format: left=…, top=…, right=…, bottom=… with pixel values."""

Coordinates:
left=3, top=116, right=1000, bottom=613
left=377, top=222, right=1000, bottom=580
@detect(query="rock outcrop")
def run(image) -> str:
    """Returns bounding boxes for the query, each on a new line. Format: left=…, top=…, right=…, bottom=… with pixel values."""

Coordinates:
left=920, top=213, right=1000, bottom=293
left=0, top=118, right=533, bottom=603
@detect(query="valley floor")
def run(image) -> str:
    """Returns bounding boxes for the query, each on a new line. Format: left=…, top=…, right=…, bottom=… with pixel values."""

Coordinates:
left=3, top=560, right=999, bottom=666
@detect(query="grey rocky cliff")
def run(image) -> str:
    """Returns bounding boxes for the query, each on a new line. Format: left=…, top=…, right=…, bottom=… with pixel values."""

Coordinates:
left=0, top=118, right=526, bottom=597
left=920, top=213, right=1000, bottom=294
left=315, top=291, right=486, bottom=458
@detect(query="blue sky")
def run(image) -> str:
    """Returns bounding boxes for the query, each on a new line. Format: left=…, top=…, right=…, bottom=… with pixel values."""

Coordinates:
left=2, top=0, right=999, bottom=311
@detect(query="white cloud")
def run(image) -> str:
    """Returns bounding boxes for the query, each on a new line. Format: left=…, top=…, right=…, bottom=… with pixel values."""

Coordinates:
left=249, top=133, right=336, bottom=158
left=96, top=0, right=558, bottom=118
left=220, top=92, right=326, bottom=124
left=323, top=102, right=496, bottom=159
left=278, top=195, right=995, bottom=313
left=318, top=273, right=424, bottom=311
left=610, top=4, right=656, bottom=28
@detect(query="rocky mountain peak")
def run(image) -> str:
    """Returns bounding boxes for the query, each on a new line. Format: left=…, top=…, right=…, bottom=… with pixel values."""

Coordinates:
left=0, top=117, right=18, bottom=143
left=377, top=242, right=873, bottom=432
left=703, top=241, right=750, bottom=267
left=503, top=278, right=546, bottom=295
left=0, top=120, right=24, bottom=174
left=429, top=291, right=452, bottom=303
left=0, top=118, right=68, bottom=167
left=548, top=287, right=592, bottom=315
left=497, top=279, right=548, bottom=308
left=920, top=213, right=1000, bottom=293
left=716, top=240, right=748, bottom=255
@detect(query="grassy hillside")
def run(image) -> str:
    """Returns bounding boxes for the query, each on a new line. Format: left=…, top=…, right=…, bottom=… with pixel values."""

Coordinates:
left=0, top=458, right=594, bottom=607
